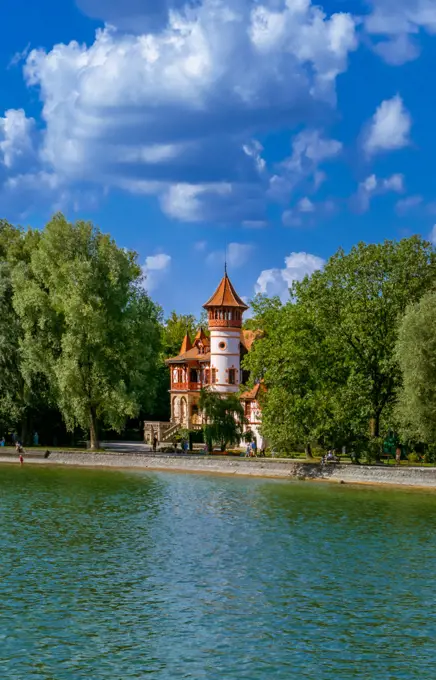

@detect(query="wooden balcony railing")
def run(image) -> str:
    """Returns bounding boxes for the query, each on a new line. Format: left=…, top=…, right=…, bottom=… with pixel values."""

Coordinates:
left=172, top=382, right=203, bottom=391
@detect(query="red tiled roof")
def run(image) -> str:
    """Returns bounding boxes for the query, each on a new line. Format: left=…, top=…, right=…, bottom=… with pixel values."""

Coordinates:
left=240, top=382, right=265, bottom=401
left=166, top=329, right=259, bottom=364
left=179, top=333, right=192, bottom=354
left=193, top=328, right=210, bottom=346
left=203, top=273, right=249, bottom=310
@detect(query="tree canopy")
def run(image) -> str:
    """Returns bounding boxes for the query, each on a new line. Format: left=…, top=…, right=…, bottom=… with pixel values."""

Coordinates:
left=7, top=214, right=162, bottom=448
left=395, top=290, right=436, bottom=445
left=245, top=237, right=436, bottom=455
left=199, top=389, right=246, bottom=452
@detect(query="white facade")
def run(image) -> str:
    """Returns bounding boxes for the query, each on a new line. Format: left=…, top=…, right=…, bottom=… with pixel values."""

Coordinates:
left=209, top=328, right=241, bottom=393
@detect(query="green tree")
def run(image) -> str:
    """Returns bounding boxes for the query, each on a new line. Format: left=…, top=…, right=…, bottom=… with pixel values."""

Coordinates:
left=163, top=311, right=198, bottom=358
left=0, top=222, right=50, bottom=442
left=13, top=214, right=162, bottom=449
left=395, top=290, right=436, bottom=444
left=245, top=237, right=436, bottom=454
left=199, top=389, right=246, bottom=452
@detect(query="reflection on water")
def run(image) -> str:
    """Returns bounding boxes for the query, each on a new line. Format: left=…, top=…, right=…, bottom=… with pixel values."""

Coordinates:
left=0, top=466, right=435, bottom=678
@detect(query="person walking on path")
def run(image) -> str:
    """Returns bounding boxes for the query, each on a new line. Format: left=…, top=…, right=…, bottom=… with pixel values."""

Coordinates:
left=152, top=434, right=158, bottom=453
left=396, top=446, right=402, bottom=466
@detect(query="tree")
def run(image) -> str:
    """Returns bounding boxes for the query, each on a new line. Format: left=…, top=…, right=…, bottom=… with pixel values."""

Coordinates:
left=199, top=389, right=246, bottom=452
left=0, top=222, right=51, bottom=442
left=395, top=290, right=436, bottom=444
left=163, top=311, right=198, bottom=358
left=245, top=237, right=436, bottom=454
left=13, top=214, right=162, bottom=449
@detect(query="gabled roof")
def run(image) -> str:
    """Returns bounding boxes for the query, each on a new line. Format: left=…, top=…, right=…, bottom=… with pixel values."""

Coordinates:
left=179, top=333, right=192, bottom=355
left=166, top=348, right=211, bottom=364
left=193, top=327, right=209, bottom=347
left=240, top=382, right=266, bottom=401
left=203, top=273, right=249, bottom=310
left=166, top=329, right=259, bottom=364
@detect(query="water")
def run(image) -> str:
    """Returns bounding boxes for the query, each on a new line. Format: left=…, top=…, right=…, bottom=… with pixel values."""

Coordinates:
left=1, top=467, right=436, bottom=679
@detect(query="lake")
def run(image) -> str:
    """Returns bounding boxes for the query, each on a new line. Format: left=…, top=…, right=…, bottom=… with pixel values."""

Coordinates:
left=1, top=465, right=435, bottom=679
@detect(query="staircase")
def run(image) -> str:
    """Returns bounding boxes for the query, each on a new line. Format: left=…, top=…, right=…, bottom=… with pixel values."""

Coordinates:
left=143, top=421, right=181, bottom=444
left=160, top=422, right=182, bottom=443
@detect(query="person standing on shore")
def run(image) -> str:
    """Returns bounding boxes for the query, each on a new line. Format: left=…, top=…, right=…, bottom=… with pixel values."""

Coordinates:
left=396, top=446, right=402, bottom=465
left=153, top=434, right=158, bottom=452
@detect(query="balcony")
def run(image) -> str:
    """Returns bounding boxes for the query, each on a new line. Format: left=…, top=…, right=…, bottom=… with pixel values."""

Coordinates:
left=172, top=382, right=203, bottom=391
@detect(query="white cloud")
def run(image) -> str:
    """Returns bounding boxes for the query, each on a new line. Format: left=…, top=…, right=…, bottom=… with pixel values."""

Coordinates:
left=364, top=96, right=411, bottom=156
left=207, top=242, right=254, bottom=269
left=429, top=225, right=436, bottom=246
left=396, top=195, right=423, bottom=215
left=354, top=173, right=405, bottom=212
left=365, top=0, right=436, bottom=65
left=298, top=197, right=315, bottom=213
left=371, top=34, right=420, bottom=65
left=269, top=129, right=342, bottom=203
left=19, top=1, right=356, bottom=222
left=255, top=251, right=325, bottom=302
left=142, top=253, right=171, bottom=291
left=0, top=109, right=36, bottom=169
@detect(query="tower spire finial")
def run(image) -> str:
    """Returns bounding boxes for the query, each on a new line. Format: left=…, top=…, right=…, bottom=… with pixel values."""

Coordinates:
left=224, top=244, right=227, bottom=275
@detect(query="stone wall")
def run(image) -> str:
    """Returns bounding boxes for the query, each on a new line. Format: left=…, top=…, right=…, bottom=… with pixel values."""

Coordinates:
left=2, top=452, right=436, bottom=487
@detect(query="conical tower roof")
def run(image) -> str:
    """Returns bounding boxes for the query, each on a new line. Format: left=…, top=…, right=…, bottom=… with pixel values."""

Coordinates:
left=203, top=273, right=249, bottom=310
left=179, top=332, right=192, bottom=354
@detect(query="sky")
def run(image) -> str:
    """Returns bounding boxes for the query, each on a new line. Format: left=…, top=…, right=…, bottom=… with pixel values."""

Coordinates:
left=1, top=0, right=436, bottom=316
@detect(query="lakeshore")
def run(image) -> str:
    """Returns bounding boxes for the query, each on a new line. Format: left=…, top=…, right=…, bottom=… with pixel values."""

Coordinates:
left=3, top=450, right=436, bottom=488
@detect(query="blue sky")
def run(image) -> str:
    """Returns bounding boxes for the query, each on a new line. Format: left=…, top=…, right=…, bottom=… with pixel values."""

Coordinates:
left=1, top=0, right=436, bottom=316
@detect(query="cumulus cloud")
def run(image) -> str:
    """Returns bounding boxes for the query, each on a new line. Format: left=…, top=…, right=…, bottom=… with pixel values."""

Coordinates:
left=18, top=0, right=356, bottom=222
left=353, top=173, right=404, bottom=213
left=0, top=109, right=36, bottom=169
left=255, top=251, right=325, bottom=302
left=364, top=96, right=411, bottom=156
left=365, top=0, right=436, bottom=65
left=207, top=242, right=254, bottom=269
left=142, top=253, right=172, bottom=291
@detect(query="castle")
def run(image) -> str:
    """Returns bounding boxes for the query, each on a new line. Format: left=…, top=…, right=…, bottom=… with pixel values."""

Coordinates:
left=144, top=271, right=263, bottom=448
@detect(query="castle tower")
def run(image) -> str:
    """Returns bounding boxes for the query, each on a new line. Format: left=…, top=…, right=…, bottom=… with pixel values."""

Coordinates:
left=203, top=270, right=248, bottom=394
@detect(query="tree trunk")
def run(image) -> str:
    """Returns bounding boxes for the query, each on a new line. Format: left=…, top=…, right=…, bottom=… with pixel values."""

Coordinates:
left=305, top=443, right=313, bottom=459
left=89, top=407, right=100, bottom=450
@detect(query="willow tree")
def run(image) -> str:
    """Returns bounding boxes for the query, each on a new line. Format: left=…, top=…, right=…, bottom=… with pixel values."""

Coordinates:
left=13, top=214, right=162, bottom=449
left=395, top=290, right=436, bottom=444
left=199, top=389, right=246, bottom=452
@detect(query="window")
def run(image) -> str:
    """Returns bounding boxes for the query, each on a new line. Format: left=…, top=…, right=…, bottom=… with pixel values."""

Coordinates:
left=228, top=368, right=236, bottom=385
left=211, top=368, right=217, bottom=384
left=218, top=341, right=226, bottom=350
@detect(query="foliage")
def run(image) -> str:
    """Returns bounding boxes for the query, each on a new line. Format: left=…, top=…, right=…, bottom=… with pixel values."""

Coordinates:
left=162, top=311, right=198, bottom=358
left=395, top=290, right=436, bottom=444
left=245, top=237, right=436, bottom=453
left=199, top=389, right=246, bottom=452
left=12, top=214, right=162, bottom=449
